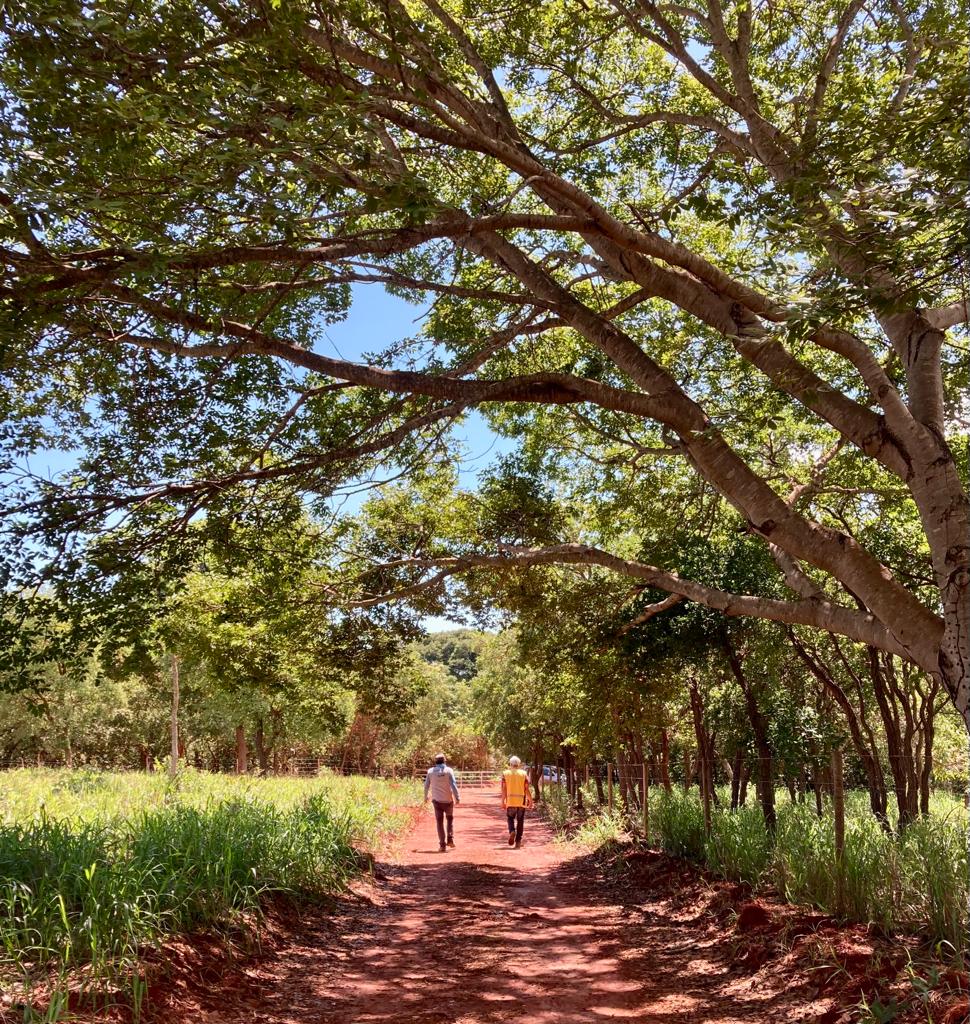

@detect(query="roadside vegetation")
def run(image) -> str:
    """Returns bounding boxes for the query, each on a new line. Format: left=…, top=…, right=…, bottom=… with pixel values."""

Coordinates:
left=541, top=780, right=967, bottom=951
left=0, top=769, right=420, bottom=1021
left=0, top=628, right=489, bottom=778
left=653, top=787, right=967, bottom=948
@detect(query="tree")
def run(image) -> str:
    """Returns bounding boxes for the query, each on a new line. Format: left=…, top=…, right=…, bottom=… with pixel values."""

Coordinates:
left=1, top=0, right=968, bottom=730
left=415, top=630, right=487, bottom=683
left=375, top=653, right=489, bottom=771
left=0, top=658, right=170, bottom=768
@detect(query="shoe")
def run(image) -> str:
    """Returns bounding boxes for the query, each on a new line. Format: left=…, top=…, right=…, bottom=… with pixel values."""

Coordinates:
left=438, top=845, right=446, bottom=852
left=447, top=839, right=455, bottom=848
left=514, top=841, right=521, bottom=849
left=508, top=832, right=515, bottom=846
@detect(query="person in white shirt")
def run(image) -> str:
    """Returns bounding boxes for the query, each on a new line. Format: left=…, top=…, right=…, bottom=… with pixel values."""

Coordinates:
left=424, top=753, right=461, bottom=852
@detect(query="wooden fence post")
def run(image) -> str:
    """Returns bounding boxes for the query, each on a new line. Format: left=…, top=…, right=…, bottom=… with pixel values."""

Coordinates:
left=642, top=762, right=650, bottom=841
left=607, top=763, right=614, bottom=812
left=831, top=747, right=845, bottom=916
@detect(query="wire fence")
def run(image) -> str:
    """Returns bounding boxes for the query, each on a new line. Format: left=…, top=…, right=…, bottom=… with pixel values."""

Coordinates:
left=0, top=757, right=504, bottom=787
left=0, top=755, right=965, bottom=798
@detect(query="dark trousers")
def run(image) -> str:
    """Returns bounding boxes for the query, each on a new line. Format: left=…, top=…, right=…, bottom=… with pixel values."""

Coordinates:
left=507, top=806, right=526, bottom=842
left=432, top=800, right=454, bottom=847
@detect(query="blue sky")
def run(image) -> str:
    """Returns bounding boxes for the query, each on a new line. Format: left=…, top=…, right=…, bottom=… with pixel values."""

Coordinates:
left=324, top=285, right=515, bottom=631
left=26, top=283, right=512, bottom=633
left=324, top=283, right=513, bottom=488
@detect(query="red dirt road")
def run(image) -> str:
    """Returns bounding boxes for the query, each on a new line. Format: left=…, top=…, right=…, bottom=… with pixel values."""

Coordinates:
left=154, top=791, right=830, bottom=1023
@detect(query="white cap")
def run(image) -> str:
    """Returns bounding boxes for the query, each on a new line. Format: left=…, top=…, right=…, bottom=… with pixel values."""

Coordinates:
left=509, top=755, right=521, bottom=766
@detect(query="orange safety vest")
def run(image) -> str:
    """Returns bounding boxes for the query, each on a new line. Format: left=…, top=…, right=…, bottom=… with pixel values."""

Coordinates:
left=503, top=768, right=530, bottom=808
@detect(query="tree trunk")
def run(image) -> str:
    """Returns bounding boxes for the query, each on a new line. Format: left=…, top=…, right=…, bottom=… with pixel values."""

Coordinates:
left=616, top=751, right=630, bottom=810
left=919, top=690, right=936, bottom=816
left=730, top=749, right=744, bottom=811
left=738, top=760, right=750, bottom=808
left=832, top=746, right=846, bottom=916
left=688, top=679, right=716, bottom=831
left=682, top=748, right=695, bottom=793
left=235, top=724, right=248, bottom=774
left=659, top=728, right=673, bottom=793
left=722, top=635, right=776, bottom=831
left=530, top=737, right=543, bottom=795
left=270, top=708, right=284, bottom=775
left=813, top=760, right=826, bottom=816
left=254, top=716, right=269, bottom=774
left=790, top=633, right=891, bottom=827
left=869, top=651, right=919, bottom=828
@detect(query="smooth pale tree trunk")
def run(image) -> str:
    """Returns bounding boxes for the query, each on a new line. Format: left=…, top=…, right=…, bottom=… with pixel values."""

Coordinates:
left=235, top=724, right=247, bottom=774
left=169, top=654, right=180, bottom=781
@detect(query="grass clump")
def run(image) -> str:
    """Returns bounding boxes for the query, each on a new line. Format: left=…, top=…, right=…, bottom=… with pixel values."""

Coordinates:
left=0, top=768, right=420, bottom=1020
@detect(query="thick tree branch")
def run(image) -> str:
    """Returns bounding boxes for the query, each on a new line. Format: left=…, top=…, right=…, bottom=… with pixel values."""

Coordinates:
left=347, top=543, right=926, bottom=662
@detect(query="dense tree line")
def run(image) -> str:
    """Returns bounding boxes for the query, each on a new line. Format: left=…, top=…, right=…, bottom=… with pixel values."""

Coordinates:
left=0, top=624, right=491, bottom=773
left=455, top=524, right=967, bottom=832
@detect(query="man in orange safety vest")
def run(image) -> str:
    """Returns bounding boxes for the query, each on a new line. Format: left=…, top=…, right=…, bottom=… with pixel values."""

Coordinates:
left=500, top=755, right=534, bottom=848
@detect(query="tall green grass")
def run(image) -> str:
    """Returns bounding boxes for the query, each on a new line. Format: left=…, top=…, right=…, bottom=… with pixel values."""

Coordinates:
left=647, top=788, right=968, bottom=948
left=548, top=782, right=968, bottom=949
left=0, top=768, right=420, bottom=1020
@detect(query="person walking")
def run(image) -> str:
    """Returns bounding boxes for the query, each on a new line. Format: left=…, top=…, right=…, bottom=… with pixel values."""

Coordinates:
left=501, top=755, right=533, bottom=848
left=424, top=752, right=461, bottom=852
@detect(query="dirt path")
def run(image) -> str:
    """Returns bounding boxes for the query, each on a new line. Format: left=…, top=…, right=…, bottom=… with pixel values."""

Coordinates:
left=155, top=791, right=830, bottom=1023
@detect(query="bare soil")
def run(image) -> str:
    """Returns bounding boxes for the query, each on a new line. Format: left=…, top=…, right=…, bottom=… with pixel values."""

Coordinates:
left=94, top=792, right=970, bottom=1023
